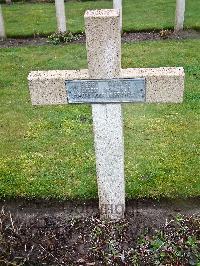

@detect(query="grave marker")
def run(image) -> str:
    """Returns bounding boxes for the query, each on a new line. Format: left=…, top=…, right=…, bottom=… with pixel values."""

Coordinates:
left=55, top=0, right=66, bottom=33
left=175, top=0, right=185, bottom=31
left=113, top=0, right=122, bottom=31
left=6, top=0, right=12, bottom=5
left=85, top=10, right=125, bottom=220
left=0, top=5, right=6, bottom=40
left=28, top=9, right=185, bottom=220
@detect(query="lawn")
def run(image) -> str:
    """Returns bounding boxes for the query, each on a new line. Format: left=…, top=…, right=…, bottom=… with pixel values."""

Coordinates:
left=1, top=0, right=200, bottom=38
left=0, top=39, right=199, bottom=200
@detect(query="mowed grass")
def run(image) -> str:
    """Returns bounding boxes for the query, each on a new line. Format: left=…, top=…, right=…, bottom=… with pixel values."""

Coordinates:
left=0, top=39, right=200, bottom=199
left=2, top=0, right=200, bottom=38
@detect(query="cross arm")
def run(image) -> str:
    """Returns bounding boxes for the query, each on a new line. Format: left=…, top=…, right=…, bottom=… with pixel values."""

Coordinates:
left=28, top=67, right=184, bottom=105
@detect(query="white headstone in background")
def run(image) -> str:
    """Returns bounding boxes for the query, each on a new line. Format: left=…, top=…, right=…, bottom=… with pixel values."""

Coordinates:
left=0, top=5, right=6, bottom=39
left=113, top=0, right=122, bottom=31
left=6, top=0, right=12, bottom=5
left=175, top=0, right=185, bottom=31
left=55, top=0, right=67, bottom=33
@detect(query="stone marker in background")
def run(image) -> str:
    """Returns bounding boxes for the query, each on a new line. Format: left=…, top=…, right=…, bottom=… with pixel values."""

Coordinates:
left=5, top=0, right=12, bottom=5
left=0, top=5, right=6, bottom=40
left=113, top=0, right=122, bottom=31
left=175, top=0, right=185, bottom=31
left=28, top=9, right=185, bottom=220
left=55, top=0, right=66, bottom=33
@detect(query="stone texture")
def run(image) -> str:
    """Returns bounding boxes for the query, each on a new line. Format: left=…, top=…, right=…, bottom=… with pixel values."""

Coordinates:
left=55, top=0, right=66, bottom=33
left=28, top=70, right=88, bottom=105
left=84, top=9, right=121, bottom=80
left=175, top=0, right=185, bottom=31
left=92, top=104, right=125, bottom=219
left=85, top=9, right=125, bottom=219
left=122, top=67, right=185, bottom=103
left=28, top=67, right=184, bottom=105
left=0, top=5, right=6, bottom=39
left=113, top=0, right=122, bottom=31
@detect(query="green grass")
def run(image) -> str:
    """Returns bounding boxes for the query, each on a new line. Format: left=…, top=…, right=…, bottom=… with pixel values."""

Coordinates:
left=2, top=0, right=200, bottom=38
left=123, top=0, right=200, bottom=32
left=0, top=39, right=200, bottom=199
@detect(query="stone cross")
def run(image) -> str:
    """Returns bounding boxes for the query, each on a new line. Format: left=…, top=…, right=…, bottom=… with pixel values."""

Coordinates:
left=55, top=0, right=66, bottom=33
left=0, top=5, right=6, bottom=40
left=175, top=0, right=185, bottom=31
left=28, top=9, right=184, bottom=220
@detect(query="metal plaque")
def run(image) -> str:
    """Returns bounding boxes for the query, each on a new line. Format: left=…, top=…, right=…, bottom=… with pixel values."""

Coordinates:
left=65, top=78, right=146, bottom=104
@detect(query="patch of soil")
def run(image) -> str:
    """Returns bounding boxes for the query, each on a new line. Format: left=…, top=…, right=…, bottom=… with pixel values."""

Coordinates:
left=0, top=37, right=48, bottom=48
left=122, top=29, right=200, bottom=43
left=0, top=198, right=199, bottom=265
left=0, top=30, right=199, bottom=48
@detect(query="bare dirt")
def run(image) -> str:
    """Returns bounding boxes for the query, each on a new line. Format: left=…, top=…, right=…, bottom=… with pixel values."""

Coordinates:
left=0, top=30, right=199, bottom=48
left=0, top=198, right=199, bottom=265
left=0, top=198, right=200, bottom=223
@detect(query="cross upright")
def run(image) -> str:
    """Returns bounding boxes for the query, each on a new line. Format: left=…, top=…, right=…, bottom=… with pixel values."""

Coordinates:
left=28, top=9, right=184, bottom=220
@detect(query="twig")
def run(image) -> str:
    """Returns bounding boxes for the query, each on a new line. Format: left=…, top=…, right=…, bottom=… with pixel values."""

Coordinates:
left=9, top=211, right=15, bottom=233
left=39, top=244, right=59, bottom=262
left=1, top=206, right=5, bottom=215
left=0, top=218, right=2, bottom=231
left=23, top=244, right=35, bottom=263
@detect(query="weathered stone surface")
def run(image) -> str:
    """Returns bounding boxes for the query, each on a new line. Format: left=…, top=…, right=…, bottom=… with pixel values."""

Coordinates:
left=28, top=67, right=184, bottom=105
left=113, top=0, right=122, bottom=30
left=175, top=0, right=185, bottom=31
left=85, top=9, right=125, bottom=219
left=0, top=5, right=6, bottom=39
left=85, top=9, right=121, bottom=80
left=28, top=70, right=88, bottom=105
left=55, top=0, right=66, bottom=33
left=92, top=104, right=125, bottom=219
left=122, top=67, right=185, bottom=103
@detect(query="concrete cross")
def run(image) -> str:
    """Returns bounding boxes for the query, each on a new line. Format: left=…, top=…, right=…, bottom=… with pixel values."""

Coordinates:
left=28, top=9, right=184, bottom=220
